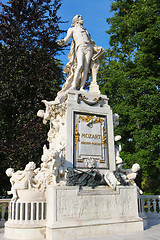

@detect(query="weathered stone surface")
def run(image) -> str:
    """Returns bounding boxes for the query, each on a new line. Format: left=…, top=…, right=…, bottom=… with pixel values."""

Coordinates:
left=46, top=185, right=143, bottom=240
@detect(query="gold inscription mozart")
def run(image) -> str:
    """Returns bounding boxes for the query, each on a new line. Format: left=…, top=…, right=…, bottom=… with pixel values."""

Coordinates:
left=81, top=133, right=101, bottom=139
left=81, top=141, right=101, bottom=145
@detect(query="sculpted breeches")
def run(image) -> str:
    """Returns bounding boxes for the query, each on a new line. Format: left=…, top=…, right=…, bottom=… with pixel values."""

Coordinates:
left=72, top=43, right=93, bottom=89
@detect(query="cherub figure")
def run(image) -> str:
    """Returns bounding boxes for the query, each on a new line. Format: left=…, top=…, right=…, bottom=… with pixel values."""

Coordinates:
left=117, top=163, right=143, bottom=194
left=6, top=162, right=36, bottom=201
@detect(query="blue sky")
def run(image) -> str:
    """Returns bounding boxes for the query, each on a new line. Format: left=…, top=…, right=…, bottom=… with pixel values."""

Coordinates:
left=58, top=0, right=113, bottom=65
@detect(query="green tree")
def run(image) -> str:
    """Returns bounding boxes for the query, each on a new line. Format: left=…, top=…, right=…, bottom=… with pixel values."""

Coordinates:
left=0, top=0, right=64, bottom=196
left=98, top=0, right=160, bottom=194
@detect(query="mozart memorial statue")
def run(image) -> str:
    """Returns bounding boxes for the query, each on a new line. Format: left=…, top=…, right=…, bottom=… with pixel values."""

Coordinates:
left=57, top=14, right=105, bottom=97
left=4, top=15, right=144, bottom=240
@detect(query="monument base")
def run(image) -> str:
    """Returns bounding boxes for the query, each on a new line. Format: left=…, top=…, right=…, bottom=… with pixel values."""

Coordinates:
left=5, top=225, right=46, bottom=240
left=46, top=221, right=143, bottom=240
left=46, top=185, right=144, bottom=240
left=4, top=190, right=46, bottom=240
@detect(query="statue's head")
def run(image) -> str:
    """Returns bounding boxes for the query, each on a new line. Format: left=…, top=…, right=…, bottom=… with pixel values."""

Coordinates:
left=72, top=14, right=83, bottom=27
left=115, top=135, right=122, bottom=142
left=131, top=163, right=140, bottom=173
left=113, top=113, right=120, bottom=127
left=41, top=154, right=49, bottom=162
left=25, top=162, right=36, bottom=171
left=6, top=168, right=14, bottom=177
left=37, top=109, right=44, bottom=118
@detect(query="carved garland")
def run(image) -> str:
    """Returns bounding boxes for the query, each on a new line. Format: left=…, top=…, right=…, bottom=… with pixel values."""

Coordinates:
left=77, top=94, right=102, bottom=107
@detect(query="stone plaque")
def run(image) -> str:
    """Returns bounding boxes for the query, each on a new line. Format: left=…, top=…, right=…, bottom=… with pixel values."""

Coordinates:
left=73, top=112, right=109, bottom=169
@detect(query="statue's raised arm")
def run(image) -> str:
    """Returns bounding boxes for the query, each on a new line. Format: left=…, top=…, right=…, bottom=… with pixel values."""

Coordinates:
left=57, top=28, right=73, bottom=46
left=57, top=14, right=104, bottom=97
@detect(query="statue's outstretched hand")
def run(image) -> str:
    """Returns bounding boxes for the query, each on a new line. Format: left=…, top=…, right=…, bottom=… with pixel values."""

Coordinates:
left=57, top=39, right=65, bottom=46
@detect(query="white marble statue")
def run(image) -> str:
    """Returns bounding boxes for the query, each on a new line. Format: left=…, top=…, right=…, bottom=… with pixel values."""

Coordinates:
left=117, top=163, right=143, bottom=194
left=57, top=14, right=104, bottom=95
left=40, top=145, right=65, bottom=185
left=115, top=135, right=123, bottom=165
left=113, top=113, right=119, bottom=128
left=6, top=162, right=36, bottom=201
left=6, top=149, right=66, bottom=201
left=36, top=100, right=67, bottom=189
left=104, top=163, right=143, bottom=194
left=113, top=114, right=123, bottom=165
left=33, top=171, right=46, bottom=192
left=118, top=163, right=140, bottom=182
left=37, top=100, right=66, bottom=154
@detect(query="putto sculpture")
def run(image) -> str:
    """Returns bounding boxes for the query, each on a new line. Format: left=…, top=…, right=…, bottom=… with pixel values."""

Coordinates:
left=6, top=162, right=36, bottom=201
left=57, top=14, right=105, bottom=96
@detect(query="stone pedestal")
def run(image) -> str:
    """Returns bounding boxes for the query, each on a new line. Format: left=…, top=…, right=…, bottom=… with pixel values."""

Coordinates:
left=4, top=90, right=144, bottom=240
left=5, top=190, right=46, bottom=240
left=46, top=185, right=143, bottom=240
left=65, top=90, right=116, bottom=173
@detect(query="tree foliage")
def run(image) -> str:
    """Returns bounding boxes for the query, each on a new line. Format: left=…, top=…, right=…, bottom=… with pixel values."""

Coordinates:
left=98, top=0, right=160, bottom=194
left=0, top=0, right=64, bottom=195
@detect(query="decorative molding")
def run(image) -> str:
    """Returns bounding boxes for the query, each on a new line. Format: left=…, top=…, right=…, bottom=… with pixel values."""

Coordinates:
left=102, top=127, right=107, bottom=149
left=77, top=159, right=83, bottom=162
left=77, top=94, right=102, bottom=107
left=77, top=115, right=104, bottom=128
left=99, top=160, right=105, bottom=163
left=74, top=124, right=80, bottom=150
